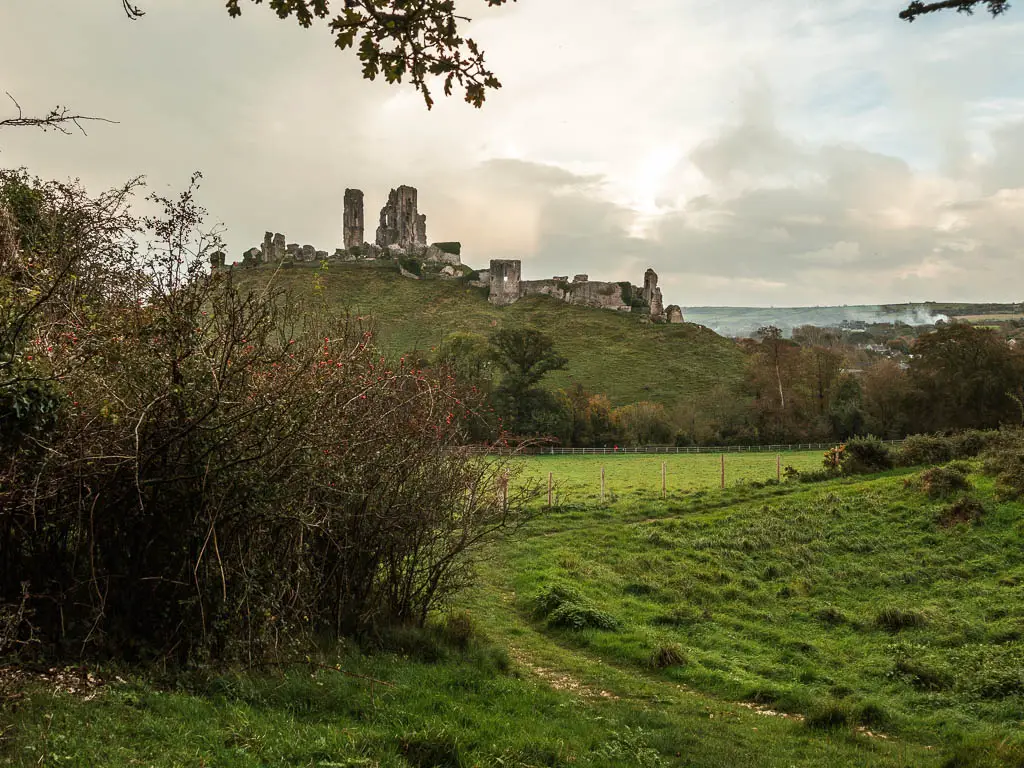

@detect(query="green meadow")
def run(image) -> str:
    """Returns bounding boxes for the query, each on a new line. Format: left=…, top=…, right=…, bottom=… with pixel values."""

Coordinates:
left=517, top=451, right=825, bottom=503
left=5, top=456, right=1024, bottom=767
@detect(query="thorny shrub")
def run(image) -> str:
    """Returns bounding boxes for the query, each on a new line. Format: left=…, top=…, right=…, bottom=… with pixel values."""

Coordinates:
left=906, top=463, right=973, bottom=499
left=0, top=170, right=537, bottom=662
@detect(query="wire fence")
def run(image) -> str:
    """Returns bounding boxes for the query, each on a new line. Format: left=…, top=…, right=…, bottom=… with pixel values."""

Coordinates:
left=464, top=439, right=906, bottom=457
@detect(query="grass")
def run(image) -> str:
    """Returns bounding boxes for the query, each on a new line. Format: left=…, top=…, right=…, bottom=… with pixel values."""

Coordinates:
left=496, top=462, right=1024, bottom=760
left=228, top=262, right=746, bottom=406
left=5, top=456, right=1024, bottom=766
left=517, top=452, right=825, bottom=504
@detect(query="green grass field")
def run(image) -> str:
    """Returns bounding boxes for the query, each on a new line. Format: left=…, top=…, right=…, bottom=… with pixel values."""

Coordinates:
left=5, top=456, right=1024, bottom=767
left=517, top=452, right=824, bottom=504
left=229, top=262, right=746, bottom=407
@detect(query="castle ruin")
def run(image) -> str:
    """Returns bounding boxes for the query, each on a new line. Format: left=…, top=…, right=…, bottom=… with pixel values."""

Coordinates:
left=375, top=185, right=426, bottom=250
left=210, top=185, right=683, bottom=323
left=483, top=260, right=681, bottom=322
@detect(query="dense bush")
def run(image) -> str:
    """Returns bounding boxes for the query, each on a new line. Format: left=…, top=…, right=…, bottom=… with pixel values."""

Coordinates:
left=908, top=463, right=973, bottom=499
left=896, top=434, right=955, bottom=466
left=896, top=431, right=997, bottom=467
left=830, top=436, right=893, bottom=475
left=937, top=496, right=986, bottom=528
left=0, top=171, right=534, bottom=662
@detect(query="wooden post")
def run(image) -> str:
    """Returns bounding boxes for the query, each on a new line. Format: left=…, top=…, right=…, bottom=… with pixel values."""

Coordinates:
left=776, top=453, right=781, bottom=483
left=548, top=471, right=553, bottom=508
left=720, top=454, right=725, bottom=489
left=601, top=466, right=605, bottom=503
left=661, top=461, right=666, bottom=499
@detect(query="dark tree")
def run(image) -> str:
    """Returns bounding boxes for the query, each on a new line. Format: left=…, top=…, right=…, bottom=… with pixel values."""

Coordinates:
left=488, top=327, right=568, bottom=436
left=908, top=323, right=1024, bottom=431
left=900, top=0, right=1009, bottom=21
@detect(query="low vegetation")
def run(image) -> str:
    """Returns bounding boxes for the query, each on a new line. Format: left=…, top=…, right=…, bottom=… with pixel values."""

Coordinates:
left=495, top=455, right=1024, bottom=761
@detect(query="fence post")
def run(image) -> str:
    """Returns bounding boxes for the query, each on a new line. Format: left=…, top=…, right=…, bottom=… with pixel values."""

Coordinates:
left=601, top=465, right=605, bottom=503
left=662, top=461, right=666, bottom=499
left=548, top=471, right=553, bottom=508
left=777, top=453, right=781, bottom=482
left=720, top=454, right=725, bottom=489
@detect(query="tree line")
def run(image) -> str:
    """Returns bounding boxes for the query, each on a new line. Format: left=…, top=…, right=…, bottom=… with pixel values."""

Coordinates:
left=441, top=321, right=1024, bottom=448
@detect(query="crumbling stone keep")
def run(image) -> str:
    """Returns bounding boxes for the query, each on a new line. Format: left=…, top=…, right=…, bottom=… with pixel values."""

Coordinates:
left=488, top=259, right=522, bottom=305
left=375, top=185, right=427, bottom=249
left=666, top=305, right=684, bottom=323
left=343, top=189, right=364, bottom=250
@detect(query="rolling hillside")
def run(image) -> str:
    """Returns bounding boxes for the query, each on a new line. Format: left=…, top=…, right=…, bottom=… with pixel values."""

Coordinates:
left=229, top=262, right=746, bottom=407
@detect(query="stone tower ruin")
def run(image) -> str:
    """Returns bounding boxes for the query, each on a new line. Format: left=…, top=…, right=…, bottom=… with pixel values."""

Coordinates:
left=375, top=185, right=427, bottom=249
left=488, top=259, right=522, bottom=305
left=343, top=189, right=364, bottom=250
left=643, top=268, right=664, bottom=320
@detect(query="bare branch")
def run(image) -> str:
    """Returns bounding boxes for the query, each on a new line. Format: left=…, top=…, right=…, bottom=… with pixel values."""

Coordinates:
left=0, top=93, right=116, bottom=136
left=122, top=0, right=145, bottom=20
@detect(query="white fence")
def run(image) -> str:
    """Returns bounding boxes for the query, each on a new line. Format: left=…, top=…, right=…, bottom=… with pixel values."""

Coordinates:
left=465, top=439, right=905, bottom=456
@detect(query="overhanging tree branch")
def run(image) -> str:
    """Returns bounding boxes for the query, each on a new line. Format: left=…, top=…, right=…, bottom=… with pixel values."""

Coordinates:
left=900, top=0, right=1010, bottom=20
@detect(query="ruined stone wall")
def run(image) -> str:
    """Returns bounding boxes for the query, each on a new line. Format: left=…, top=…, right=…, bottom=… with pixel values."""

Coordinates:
left=343, top=189, right=364, bottom=250
left=488, top=259, right=521, bottom=305
left=483, top=259, right=679, bottom=319
left=518, top=279, right=630, bottom=311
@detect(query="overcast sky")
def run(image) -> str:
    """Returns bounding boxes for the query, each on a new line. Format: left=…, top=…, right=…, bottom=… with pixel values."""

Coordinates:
left=2, top=0, right=1023, bottom=307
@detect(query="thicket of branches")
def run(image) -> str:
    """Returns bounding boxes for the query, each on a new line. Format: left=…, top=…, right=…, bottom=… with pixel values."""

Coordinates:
left=0, top=169, right=534, bottom=663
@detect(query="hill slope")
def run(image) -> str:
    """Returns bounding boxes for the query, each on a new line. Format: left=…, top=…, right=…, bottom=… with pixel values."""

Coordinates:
left=231, top=262, right=746, bottom=406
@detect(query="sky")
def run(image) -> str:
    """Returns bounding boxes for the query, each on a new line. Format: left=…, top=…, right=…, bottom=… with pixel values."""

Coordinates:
left=2, top=0, right=1023, bottom=307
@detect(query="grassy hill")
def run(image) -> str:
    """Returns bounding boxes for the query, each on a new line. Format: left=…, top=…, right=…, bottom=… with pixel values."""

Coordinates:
left=229, top=262, right=746, bottom=407
left=10, top=459, right=1023, bottom=766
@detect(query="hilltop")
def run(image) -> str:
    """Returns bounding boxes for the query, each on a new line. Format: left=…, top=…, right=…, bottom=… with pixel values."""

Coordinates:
left=229, top=261, right=745, bottom=407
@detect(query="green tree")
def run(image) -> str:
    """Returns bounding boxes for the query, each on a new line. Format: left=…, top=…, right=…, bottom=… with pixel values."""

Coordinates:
left=488, top=327, right=567, bottom=437
left=434, top=331, right=492, bottom=387
left=908, top=323, right=1024, bottom=431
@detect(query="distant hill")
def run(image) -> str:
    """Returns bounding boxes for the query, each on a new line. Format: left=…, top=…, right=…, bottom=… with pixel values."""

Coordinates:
left=229, top=262, right=746, bottom=407
left=685, top=302, right=1024, bottom=338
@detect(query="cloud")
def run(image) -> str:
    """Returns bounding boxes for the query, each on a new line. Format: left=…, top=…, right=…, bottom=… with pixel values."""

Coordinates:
left=1, top=0, right=1023, bottom=306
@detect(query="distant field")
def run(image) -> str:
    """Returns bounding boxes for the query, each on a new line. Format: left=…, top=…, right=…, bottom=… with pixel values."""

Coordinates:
left=516, top=451, right=824, bottom=503
left=959, top=313, right=1024, bottom=323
